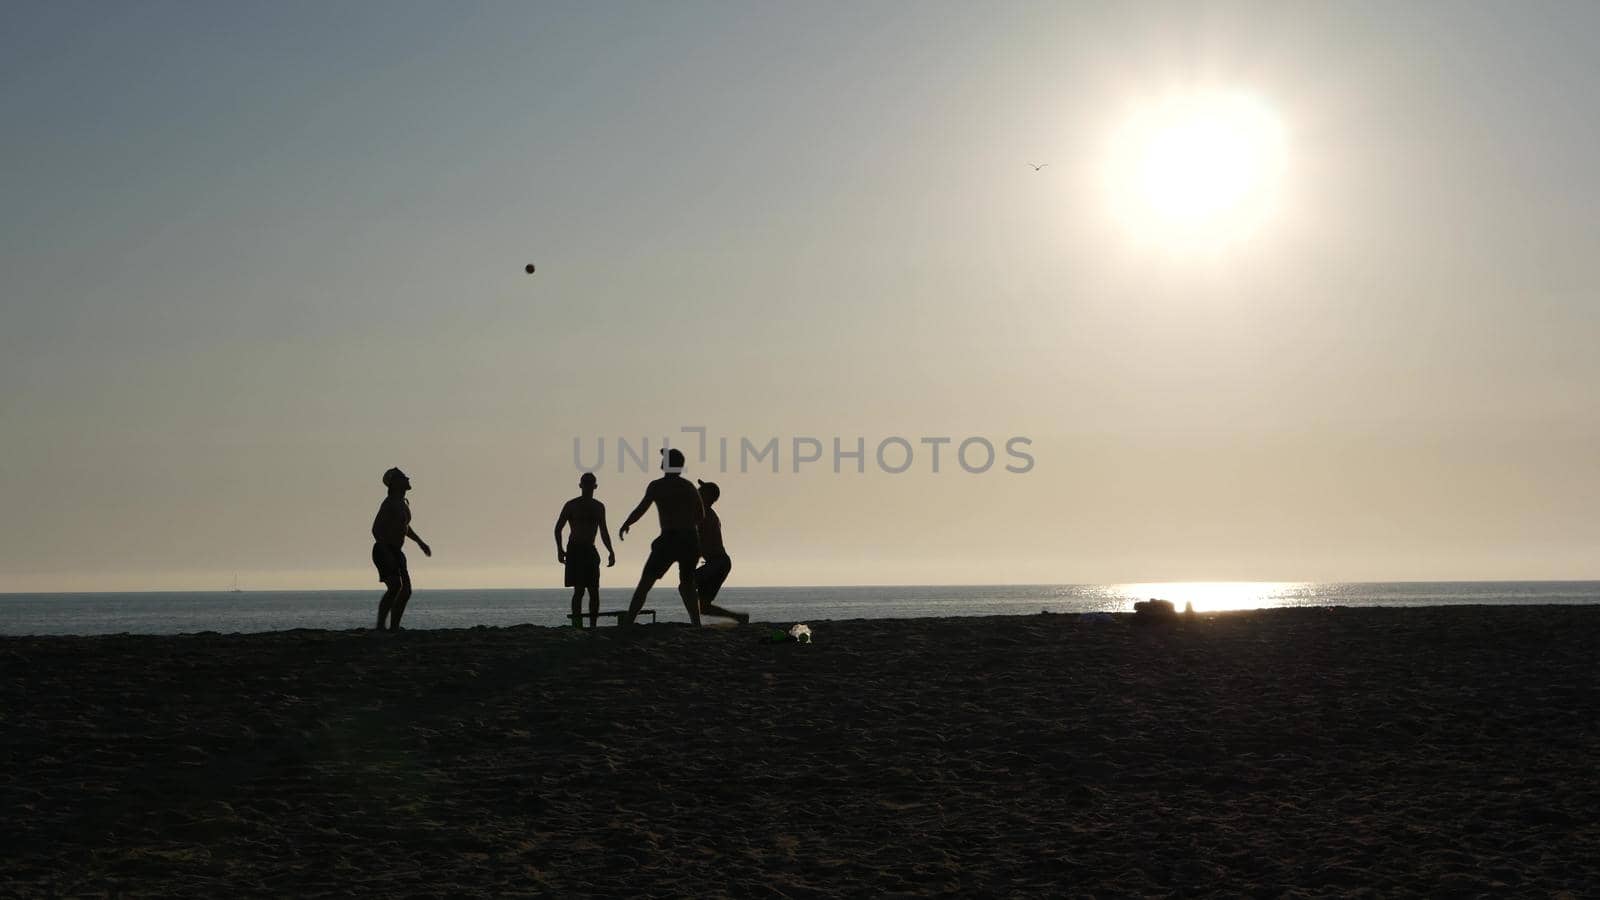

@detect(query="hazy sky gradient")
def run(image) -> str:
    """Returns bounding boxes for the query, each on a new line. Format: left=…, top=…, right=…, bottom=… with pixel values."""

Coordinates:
left=4, top=1, right=1598, bottom=590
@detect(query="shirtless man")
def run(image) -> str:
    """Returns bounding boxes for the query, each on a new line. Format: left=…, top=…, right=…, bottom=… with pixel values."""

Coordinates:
left=371, top=467, right=432, bottom=631
left=694, top=480, right=747, bottom=624
left=617, top=448, right=704, bottom=626
left=553, top=472, right=615, bottom=628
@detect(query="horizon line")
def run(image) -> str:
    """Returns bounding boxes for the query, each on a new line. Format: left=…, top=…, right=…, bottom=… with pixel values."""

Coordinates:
left=5, top=577, right=1600, bottom=597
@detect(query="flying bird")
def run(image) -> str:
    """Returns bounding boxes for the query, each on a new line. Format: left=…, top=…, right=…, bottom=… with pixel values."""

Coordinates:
left=1028, top=163, right=1049, bottom=171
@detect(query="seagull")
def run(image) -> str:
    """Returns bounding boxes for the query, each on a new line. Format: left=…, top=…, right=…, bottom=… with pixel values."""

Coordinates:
left=1028, top=163, right=1049, bottom=171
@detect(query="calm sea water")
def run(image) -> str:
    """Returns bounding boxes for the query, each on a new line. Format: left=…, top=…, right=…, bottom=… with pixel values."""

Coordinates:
left=1, top=582, right=1597, bottom=636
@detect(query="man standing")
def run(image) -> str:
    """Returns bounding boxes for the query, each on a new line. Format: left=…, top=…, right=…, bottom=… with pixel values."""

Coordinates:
left=554, top=471, right=615, bottom=628
left=371, top=467, right=431, bottom=631
left=618, top=448, right=703, bottom=626
left=694, top=480, right=747, bottom=624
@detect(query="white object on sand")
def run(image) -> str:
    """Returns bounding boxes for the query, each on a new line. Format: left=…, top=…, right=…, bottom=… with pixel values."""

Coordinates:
left=788, top=624, right=812, bottom=643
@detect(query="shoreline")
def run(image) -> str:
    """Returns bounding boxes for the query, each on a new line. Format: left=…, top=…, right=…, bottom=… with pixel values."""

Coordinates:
left=6, top=581, right=1600, bottom=639
left=4, top=599, right=1599, bottom=639
left=5, top=606, right=1597, bottom=896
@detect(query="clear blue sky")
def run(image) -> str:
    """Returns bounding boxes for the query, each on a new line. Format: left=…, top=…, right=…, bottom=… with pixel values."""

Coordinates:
left=4, top=1, right=1599, bottom=590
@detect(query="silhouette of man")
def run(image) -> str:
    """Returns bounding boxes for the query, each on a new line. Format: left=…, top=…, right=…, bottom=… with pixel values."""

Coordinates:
left=372, top=467, right=431, bottom=631
left=618, top=448, right=704, bottom=626
left=554, top=472, right=615, bottom=628
left=694, top=480, right=747, bottom=624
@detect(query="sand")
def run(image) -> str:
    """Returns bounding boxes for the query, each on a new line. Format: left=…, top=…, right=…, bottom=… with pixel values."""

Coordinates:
left=3, top=606, right=1597, bottom=897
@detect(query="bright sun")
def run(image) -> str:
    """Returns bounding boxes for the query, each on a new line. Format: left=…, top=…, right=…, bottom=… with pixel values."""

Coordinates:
left=1105, top=90, right=1286, bottom=251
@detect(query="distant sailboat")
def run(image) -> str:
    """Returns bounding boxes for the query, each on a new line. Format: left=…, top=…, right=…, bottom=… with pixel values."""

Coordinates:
left=231, top=574, right=242, bottom=594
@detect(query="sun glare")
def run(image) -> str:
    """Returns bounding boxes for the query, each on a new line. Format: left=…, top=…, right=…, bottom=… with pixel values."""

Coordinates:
left=1106, top=90, right=1287, bottom=252
left=1112, top=582, right=1306, bottom=613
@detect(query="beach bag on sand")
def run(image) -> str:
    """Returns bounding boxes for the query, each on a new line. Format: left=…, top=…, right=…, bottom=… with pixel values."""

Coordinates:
left=1133, top=599, right=1177, bottom=619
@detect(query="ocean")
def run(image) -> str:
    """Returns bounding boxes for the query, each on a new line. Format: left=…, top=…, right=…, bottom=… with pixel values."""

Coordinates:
left=1, top=581, right=1598, bottom=636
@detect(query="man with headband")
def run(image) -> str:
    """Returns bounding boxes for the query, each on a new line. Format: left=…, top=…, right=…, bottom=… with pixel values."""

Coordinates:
left=618, top=448, right=704, bottom=626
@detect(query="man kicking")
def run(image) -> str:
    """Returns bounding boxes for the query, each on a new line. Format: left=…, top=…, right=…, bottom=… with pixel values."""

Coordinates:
left=553, top=471, right=615, bottom=628
left=371, top=467, right=431, bottom=631
left=694, top=480, right=747, bottom=624
left=617, top=448, right=703, bottom=626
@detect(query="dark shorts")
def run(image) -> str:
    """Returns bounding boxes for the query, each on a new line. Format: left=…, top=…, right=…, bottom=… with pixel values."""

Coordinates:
left=372, top=542, right=408, bottom=584
left=695, top=554, right=733, bottom=603
left=564, top=544, right=601, bottom=588
left=643, top=529, right=700, bottom=583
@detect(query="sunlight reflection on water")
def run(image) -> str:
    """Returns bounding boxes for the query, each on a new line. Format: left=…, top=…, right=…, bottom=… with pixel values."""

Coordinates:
left=1107, top=582, right=1310, bottom=613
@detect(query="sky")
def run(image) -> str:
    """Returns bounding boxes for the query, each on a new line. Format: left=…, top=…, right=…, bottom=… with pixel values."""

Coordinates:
left=3, top=1, right=1599, bottom=591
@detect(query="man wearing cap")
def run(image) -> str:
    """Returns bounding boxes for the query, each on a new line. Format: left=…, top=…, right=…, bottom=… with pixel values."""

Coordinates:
left=371, top=467, right=432, bottom=631
left=694, top=480, right=748, bottom=624
left=618, top=448, right=704, bottom=626
left=554, top=471, right=615, bottom=628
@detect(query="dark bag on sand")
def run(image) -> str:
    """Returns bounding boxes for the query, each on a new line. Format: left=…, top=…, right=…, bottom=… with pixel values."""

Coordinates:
left=1134, top=599, right=1177, bottom=618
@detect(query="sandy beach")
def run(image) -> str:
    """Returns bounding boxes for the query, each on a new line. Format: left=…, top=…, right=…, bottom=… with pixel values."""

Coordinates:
left=2, top=606, right=1596, bottom=897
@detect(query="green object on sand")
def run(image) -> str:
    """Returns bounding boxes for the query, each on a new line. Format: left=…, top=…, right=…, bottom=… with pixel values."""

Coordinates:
left=761, top=624, right=814, bottom=644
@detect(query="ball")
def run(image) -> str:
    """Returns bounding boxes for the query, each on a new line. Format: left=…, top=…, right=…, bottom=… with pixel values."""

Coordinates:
left=524, top=263, right=536, bottom=274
